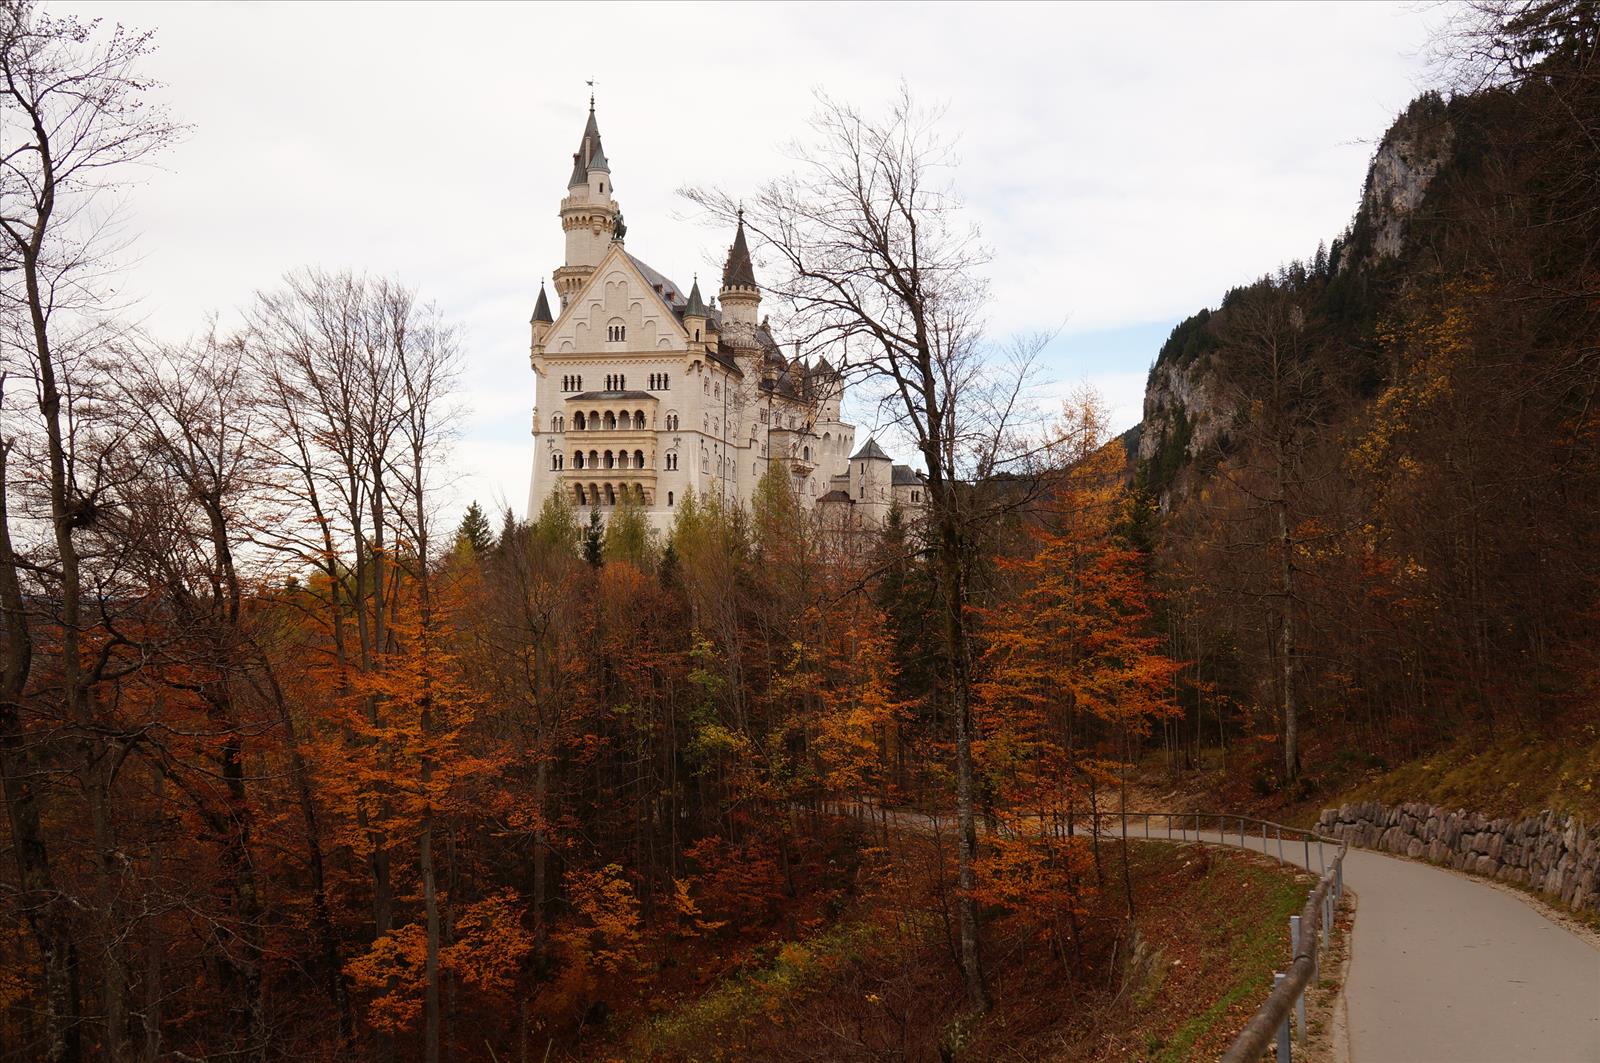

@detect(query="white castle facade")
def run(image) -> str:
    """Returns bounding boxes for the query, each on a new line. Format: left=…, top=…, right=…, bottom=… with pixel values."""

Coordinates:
left=524, top=103, right=924, bottom=531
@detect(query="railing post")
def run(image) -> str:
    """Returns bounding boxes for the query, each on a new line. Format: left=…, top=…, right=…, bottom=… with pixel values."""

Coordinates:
left=1296, top=975, right=1307, bottom=1041
left=1277, top=827, right=1284, bottom=863
left=1262, top=821, right=1267, bottom=852
left=1323, top=892, right=1332, bottom=950
left=1239, top=817, right=1245, bottom=848
left=1304, top=836, right=1310, bottom=871
left=1274, top=972, right=1291, bottom=1063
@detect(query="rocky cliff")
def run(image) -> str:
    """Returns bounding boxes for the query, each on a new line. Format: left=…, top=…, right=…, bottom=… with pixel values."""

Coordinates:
left=1134, top=93, right=1455, bottom=510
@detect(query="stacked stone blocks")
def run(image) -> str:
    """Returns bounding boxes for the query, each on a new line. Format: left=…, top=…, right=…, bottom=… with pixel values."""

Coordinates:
left=1317, top=801, right=1600, bottom=913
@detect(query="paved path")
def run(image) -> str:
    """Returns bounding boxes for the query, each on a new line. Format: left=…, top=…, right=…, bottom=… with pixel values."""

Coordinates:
left=1338, top=845, right=1599, bottom=1063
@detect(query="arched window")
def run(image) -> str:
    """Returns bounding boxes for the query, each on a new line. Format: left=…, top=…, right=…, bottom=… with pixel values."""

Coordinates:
left=803, top=446, right=811, bottom=461
left=662, top=373, right=669, bottom=389
left=604, top=450, right=615, bottom=469
left=551, top=453, right=562, bottom=471
left=634, top=449, right=644, bottom=469
left=589, top=450, right=598, bottom=468
left=668, top=491, right=674, bottom=506
left=576, top=485, right=586, bottom=505
left=604, top=411, right=616, bottom=430
left=666, top=413, right=678, bottom=431
left=634, top=410, right=645, bottom=429
left=574, top=411, right=585, bottom=431
left=574, top=451, right=584, bottom=469
left=618, top=374, right=626, bottom=390
left=606, top=323, right=627, bottom=343
left=605, top=483, right=616, bottom=505
left=576, top=375, right=582, bottom=390
left=589, top=409, right=600, bottom=428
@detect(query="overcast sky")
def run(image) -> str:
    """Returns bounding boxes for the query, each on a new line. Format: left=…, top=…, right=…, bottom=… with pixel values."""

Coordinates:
left=65, top=0, right=1445, bottom=522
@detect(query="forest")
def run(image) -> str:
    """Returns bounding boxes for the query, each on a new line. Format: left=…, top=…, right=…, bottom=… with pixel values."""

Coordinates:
left=2, top=1, right=1597, bottom=1061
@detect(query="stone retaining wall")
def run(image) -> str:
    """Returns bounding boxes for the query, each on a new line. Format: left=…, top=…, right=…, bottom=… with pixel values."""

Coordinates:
left=1316, top=801, right=1600, bottom=913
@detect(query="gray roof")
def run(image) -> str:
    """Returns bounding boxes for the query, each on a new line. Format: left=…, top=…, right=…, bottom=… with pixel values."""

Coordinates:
left=530, top=283, right=553, bottom=324
left=818, top=489, right=853, bottom=504
left=568, top=390, right=654, bottom=402
left=683, top=278, right=707, bottom=317
left=722, top=216, right=757, bottom=289
left=568, top=104, right=606, bottom=187
left=891, top=464, right=923, bottom=486
left=850, top=437, right=891, bottom=462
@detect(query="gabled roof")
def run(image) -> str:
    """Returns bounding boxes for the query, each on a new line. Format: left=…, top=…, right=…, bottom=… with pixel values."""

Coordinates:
left=850, top=437, right=891, bottom=461
left=540, top=244, right=690, bottom=348
left=891, top=464, right=924, bottom=486
left=722, top=215, right=757, bottom=289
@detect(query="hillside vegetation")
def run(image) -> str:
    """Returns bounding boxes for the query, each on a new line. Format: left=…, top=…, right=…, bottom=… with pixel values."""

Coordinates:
left=1131, top=2, right=1600, bottom=804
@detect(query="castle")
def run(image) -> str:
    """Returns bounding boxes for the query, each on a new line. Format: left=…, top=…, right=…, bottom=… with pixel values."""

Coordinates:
left=524, top=101, right=925, bottom=531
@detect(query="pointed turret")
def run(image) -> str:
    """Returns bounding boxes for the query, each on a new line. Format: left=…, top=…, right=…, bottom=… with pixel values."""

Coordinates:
left=554, top=96, right=621, bottom=308
left=530, top=280, right=554, bottom=352
left=719, top=211, right=761, bottom=328
left=682, top=275, right=708, bottom=347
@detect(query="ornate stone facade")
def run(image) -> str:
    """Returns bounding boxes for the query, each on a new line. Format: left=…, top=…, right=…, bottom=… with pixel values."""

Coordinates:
left=525, top=102, right=922, bottom=530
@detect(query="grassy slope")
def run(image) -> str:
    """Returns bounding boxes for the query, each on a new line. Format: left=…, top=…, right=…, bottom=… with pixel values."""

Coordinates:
left=1337, top=724, right=1600, bottom=823
left=622, top=839, right=1313, bottom=1062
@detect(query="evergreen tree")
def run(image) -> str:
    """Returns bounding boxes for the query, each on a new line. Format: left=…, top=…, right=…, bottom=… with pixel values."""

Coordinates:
left=583, top=507, right=605, bottom=567
left=455, top=500, right=493, bottom=555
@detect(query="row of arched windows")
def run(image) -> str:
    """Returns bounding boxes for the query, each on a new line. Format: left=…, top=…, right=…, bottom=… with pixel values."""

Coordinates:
left=561, top=375, right=583, bottom=392
left=571, top=448, right=649, bottom=470
left=569, top=409, right=649, bottom=431
left=606, top=324, right=627, bottom=342
left=575, top=482, right=646, bottom=507
left=605, top=373, right=626, bottom=390
left=648, top=373, right=671, bottom=390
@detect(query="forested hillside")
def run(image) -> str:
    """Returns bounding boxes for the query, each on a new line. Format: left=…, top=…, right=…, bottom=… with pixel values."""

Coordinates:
left=1131, top=2, right=1600, bottom=797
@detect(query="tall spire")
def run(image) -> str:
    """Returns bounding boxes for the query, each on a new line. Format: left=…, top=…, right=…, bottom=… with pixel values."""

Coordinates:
left=721, top=210, right=757, bottom=289
left=568, top=99, right=606, bottom=187
left=530, top=280, right=553, bottom=324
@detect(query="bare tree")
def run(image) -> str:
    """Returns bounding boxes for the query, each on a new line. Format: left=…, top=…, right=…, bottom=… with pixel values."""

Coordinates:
left=686, top=86, right=1051, bottom=1012
left=0, top=5, right=179, bottom=1059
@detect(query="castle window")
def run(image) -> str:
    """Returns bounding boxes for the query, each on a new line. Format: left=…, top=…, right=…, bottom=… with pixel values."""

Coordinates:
left=607, top=324, right=627, bottom=343
left=912, top=490, right=920, bottom=502
left=574, top=451, right=584, bottom=469
left=604, top=450, right=615, bottom=470
left=604, top=411, right=616, bottom=430
left=668, top=491, right=674, bottom=506
left=760, top=409, right=768, bottom=424
left=634, top=410, right=645, bottom=429
left=574, top=412, right=585, bottom=431
left=634, top=449, right=645, bottom=468
left=576, top=485, right=586, bottom=506
left=663, top=373, right=669, bottom=389
left=605, top=484, right=616, bottom=506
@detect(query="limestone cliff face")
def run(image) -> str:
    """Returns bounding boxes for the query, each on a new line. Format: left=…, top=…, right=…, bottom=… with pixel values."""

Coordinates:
left=1357, top=95, right=1455, bottom=262
left=1133, top=93, right=1455, bottom=509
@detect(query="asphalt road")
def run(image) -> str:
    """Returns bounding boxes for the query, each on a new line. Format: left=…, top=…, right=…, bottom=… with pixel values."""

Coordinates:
left=1339, top=845, right=1600, bottom=1063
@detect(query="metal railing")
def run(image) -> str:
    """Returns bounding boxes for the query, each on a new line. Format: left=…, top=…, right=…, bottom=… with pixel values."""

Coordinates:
left=1089, top=812, right=1347, bottom=1063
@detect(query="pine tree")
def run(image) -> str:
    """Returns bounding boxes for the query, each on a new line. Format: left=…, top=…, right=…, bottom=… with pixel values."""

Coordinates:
left=455, top=500, right=493, bottom=555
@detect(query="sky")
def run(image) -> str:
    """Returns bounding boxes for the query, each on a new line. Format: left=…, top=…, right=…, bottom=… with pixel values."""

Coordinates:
left=63, top=0, right=1446, bottom=522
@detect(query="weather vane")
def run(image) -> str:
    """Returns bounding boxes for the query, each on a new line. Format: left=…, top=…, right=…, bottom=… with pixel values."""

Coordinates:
left=586, top=78, right=596, bottom=110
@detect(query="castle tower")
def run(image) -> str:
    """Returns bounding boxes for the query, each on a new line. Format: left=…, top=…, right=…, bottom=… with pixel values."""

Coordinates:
left=553, top=99, right=621, bottom=309
left=719, top=212, right=761, bottom=328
